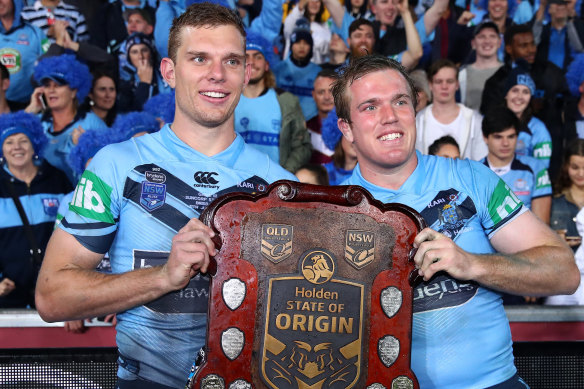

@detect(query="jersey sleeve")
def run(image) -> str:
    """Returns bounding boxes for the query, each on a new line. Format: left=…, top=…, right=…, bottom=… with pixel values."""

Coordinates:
left=466, top=160, right=526, bottom=238
left=59, top=146, right=122, bottom=254
left=531, top=159, right=552, bottom=199
left=529, top=118, right=552, bottom=167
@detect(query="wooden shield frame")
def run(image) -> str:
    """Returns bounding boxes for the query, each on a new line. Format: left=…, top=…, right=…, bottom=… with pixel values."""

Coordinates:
left=190, top=180, right=425, bottom=389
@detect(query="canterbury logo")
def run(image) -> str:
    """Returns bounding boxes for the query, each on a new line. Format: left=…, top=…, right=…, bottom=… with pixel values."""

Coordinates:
left=194, top=171, right=219, bottom=185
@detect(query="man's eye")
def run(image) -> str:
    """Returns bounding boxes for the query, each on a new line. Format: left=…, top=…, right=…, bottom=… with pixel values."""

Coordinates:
left=226, top=59, right=240, bottom=66
left=193, top=57, right=205, bottom=63
left=364, top=105, right=376, bottom=111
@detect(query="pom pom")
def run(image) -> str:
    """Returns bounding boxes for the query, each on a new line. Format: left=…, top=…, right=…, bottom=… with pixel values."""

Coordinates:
left=68, top=128, right=116, bottom=177
left=321, top=108, right=342, bottom=151
left=143, top=90, right=175, bottom=125
left=566, top=53, right=584, bottom=97
left=111, top=111, right=160, bottom=142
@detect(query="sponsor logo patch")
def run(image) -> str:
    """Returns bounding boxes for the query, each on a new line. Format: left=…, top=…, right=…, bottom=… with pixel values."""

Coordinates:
left=69, top=170, right=114, bottom=223
left=42, top=197, right=59, bottom=217
left=140, top=181, right=166, bottom=212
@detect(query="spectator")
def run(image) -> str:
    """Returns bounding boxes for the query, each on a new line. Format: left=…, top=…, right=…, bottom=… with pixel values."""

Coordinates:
left=321, top=108, right=357, bottom=184
left=0, top=0, right=47, bottom=110
left=416, top=59, right=487, bottom=160
left=117, top=8, right=154, bottom=69
left=295, top=163, right=330, bottom=184
left=283, top=0, right=332, bottom=64
left=235, top=30, right=311, bottom=173
left=481, top=23, right=569, bottom=179
left=503, top=63, right=552, bottom=168
left=89, top=0, right=155, bottom=55
left=428, top=135, right=461, bottom=158
left=564, top=53, right=584, bottom=141
left=117, top=32, right=170, bottom=113
left=410, top=69, right=431, bottom=112
left=0, top=63, right=11, bottom=115
left=533, top=0, right=584, bottom=71
left=25, top=54, right=107, bottom=183
left=21, top=0, right=89, bottom=43
left=81, top=70, right=118, bottom=127
left=308, top=69, right=336, bottom=164
left=0, top=111, right=72, bottom=308
left=274, top=22, right=322, bottom=120
left=459, top=21, right=503, bottom=110
left=550, top=139, right=584, bottom=249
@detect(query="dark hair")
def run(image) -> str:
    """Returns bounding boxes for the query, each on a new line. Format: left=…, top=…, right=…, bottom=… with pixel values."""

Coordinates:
left=304, top=0, right=326, bottom=23
left=428, top=135, right=460, bottom=156
left=0, top=63, right=9, bottom=81
left=345, top=0, right=369, bottom=18
left=124, top=8, right=153, bottom=27
left=315, top=68, right=337, bottom=81
left=504, top=23, right=532, bottom=50
left=482, top=106, right=520, bottom=137
left=297, top=163, right=329, bottom=185
left=427, top=58, right=458, bottom=82
left=168, top=3, right=246, bottom=64
left=91, top=70, right=118, bottom=126
left=348, top=18, right=375, bottom=38
left=555, top=139, right=584, bottom=194
left=331, top=55, right=417, bottom=124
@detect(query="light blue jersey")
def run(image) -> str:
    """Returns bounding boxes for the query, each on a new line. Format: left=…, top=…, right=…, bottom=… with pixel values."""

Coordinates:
left=344, top=152, right=525, bottom=389
left=59, top=125, right=296, bottom=387
left=235, top=89, right=282, bottom=164
left=482, top=155, right=551, bottom=209
left=274, top=59, right=320, bottom=120
left=516, top=117, right=552, bottom=168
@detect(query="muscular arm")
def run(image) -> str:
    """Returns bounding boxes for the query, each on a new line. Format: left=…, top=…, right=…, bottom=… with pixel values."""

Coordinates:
left=422, top=0, right=449, bottom=36
left=531, top=196, right=551, bottom=224
left=414, top=211, right=579, bottom=296
left=36, top=219, right=215, bottom=322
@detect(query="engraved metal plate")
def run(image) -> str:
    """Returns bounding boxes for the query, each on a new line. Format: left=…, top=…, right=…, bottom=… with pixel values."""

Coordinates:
left=229, top=379, right=252, bottom=389
left=367, top=384, right=387, bottom=389
left=392, top=376, right=414, bottom=389
left=345, top=230, right=375, bottom=269
left=378, top=335, right=400, bottom=368
left=380, top=287, right=403, bottom=318
left=222, top=278, right=246, bottom=311
left=221, top=328, right=245, bottom=361
left=261, top=224, right=293, bottom=263
left=202, top=374, right=225, bottom=389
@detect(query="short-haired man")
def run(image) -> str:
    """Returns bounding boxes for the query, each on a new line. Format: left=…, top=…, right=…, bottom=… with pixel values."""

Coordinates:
left=35, top=4, right=296, bottom=388
left=482, top=107, right=552, bottom=223
left=307, top=68, right=336, bottom=164
left=235, top=30, right=311, bottom=173
left=333, top=54, right=578, bottom=387
left=416, top=59, right=487, bottom=160
left=459, top=21, right=503, bottom=110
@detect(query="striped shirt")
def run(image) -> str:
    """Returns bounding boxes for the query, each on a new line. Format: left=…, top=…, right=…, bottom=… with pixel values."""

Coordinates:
left=21, top=1, right=89, bottom=43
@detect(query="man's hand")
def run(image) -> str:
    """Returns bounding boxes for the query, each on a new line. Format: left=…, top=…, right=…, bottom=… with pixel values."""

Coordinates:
left=72, top=126, right=85, bottom=145
left=136, top=58, right=153, bottom=84
left=162, top=218, right=216, bottom=291
left=413, top=227, right=479, bottom=281
left=396, top=0, right=410, bottom=15
left=0, top=278, right=15, bottom=297
left=64, top=319, right=87, bottom=333
left=457, top=10, right=475, bottom=26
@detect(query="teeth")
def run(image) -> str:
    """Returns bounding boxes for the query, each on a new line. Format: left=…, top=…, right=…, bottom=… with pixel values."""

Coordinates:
left=379, top=133, right=402, bottom=141
left=201, top=91, right=226, bottom=98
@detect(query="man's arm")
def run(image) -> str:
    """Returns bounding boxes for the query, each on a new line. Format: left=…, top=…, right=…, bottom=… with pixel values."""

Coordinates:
left=322, top=0, right=345, bottom=30
left=399, top=0, right=422, bottom=70
left=35, top=219, right=216, bottom=322
left=413, top=211, right=579, bottom=296
left=531, top=196, right=551, bottom=224
left=422, top=0, right=449, bottom=36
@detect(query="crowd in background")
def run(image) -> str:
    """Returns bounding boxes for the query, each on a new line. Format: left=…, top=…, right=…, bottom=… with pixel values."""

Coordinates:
left=1, top=0, right=584, bottom=312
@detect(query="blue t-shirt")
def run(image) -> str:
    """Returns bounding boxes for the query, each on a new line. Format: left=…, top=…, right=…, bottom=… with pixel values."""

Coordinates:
left=274, top=59, right=321, bottom=120
left=235, top=89, right=282, bottom=164
left=516, top=117, right=552, bottom=168
left=344, top=152, right=525, bottom=388
left=324, top=161, right=353, bottom=186
left=482, top=155, right=551, bottom=209
left=59, top=125, right=296, bottom=387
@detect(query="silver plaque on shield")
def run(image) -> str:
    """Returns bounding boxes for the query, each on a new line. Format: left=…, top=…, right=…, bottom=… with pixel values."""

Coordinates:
left=392, top=376, right=414, bottom=389
left=201, top=374, right=225, bottom=389
left=229, top=379, right=252, bottom=389
left=221, top=327, right=245, bottom=361
left=367, top=383, right=386, bottom=389
left=378, top=335, right=400, bottom=367
left=380, top=287, right=403, bottom=318
left=222, top=278, right=246, bottom=311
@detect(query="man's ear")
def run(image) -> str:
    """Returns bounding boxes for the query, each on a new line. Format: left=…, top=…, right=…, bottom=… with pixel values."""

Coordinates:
left=338, top=118, right=354, bottom=143
left=2, top=78, right=9, bottom=92
left=160, top=57, right=176, bottom=88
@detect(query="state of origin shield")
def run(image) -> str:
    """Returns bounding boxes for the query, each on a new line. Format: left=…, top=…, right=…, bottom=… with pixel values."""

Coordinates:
left=188, top=181, right=425, bottom=389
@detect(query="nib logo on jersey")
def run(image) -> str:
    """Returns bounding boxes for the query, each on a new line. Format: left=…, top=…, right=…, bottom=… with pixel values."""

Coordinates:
left=70, top=170, right=114, bottom=224
left=193, top=171, right=220, bottom=189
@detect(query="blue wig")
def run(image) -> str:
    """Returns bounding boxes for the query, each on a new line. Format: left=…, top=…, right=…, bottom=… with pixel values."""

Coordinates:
left=112, top=112, right=160, bottom=142
left=68, top=128, right=116, bottom=177
left=33, top=54, right=92, bottom=102
left=0, top=111, right=47, bottom=159
left=143, top=90, right=175, bottom=125
left=566, top=54, right=584, bottom=97
left=245, top=29, right=279, bottom=68
left=321, top=108, right=342, bottom=151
